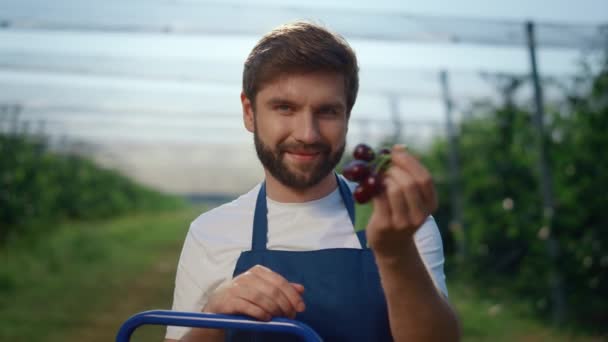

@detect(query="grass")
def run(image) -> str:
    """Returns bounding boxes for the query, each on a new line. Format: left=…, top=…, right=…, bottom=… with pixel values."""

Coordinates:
left=0, top=206, right=203, bottom=342
left=448, top=279, right=606, bottom=341
left=1, top=204, right=605, bottom=341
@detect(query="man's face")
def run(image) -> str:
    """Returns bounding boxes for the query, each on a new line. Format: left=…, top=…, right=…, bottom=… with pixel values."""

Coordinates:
left=243, top=71, right=349, bottom=190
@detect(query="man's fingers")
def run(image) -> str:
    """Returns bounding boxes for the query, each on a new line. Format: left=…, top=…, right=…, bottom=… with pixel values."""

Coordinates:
left=402, top=182, right=428, bottom=228
left=232, top=280, right=283, bottom=318
left=386, top=167, right=429, bottom=227
left=390, top=146, right=438, bottom=212
left=230, top=296, right=272, bottom=321
left=290, top=283, right=305, bottom=294
left=207, top=267, right=306, bottom=321
left=248, top=271, right=299, bottom=318
left=290, top=283, right=306, bottom=312
left=391, top=145, right=427, bottom=176
left=383, top=177, right=411, bottom=230
left=250, top=265, right=306, bottom=313
left=370, top=188, right=391, bottom=227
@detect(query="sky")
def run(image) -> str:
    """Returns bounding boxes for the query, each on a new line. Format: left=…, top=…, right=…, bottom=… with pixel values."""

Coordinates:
left=0, top=0, right=606, bottom=194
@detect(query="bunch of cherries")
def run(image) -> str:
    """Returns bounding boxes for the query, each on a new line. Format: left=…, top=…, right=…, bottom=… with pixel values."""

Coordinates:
left=343, top=144, right=392, bottom=204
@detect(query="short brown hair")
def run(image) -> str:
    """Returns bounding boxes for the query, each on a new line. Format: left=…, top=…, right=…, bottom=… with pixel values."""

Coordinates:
left=242, top=21, right=359, bottom=114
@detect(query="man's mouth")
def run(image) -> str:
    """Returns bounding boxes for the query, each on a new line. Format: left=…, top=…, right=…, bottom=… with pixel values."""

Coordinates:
left=283, top=148, right=323, bottom=162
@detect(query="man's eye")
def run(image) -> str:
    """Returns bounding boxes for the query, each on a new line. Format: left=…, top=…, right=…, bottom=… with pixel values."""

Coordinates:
left=319, top=107, right=338, bottom=116
left=276, top=104, right=291, bottom=112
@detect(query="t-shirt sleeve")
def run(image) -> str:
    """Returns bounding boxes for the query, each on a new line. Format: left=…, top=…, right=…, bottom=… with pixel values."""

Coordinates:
left=165, top=228, right=207, bottom=340
left=166, top=227, right=234, bottom=339
left=413, top=216, right=449, bottom=298
left=165, top=219, right=244, bottom=340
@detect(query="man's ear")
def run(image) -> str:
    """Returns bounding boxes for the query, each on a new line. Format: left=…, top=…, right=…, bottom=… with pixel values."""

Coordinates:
left=241, top=92, right=255, bottom=133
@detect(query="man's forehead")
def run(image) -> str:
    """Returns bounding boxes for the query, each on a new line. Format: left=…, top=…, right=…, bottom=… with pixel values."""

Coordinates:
left=258, top=71, right=347, bottom=104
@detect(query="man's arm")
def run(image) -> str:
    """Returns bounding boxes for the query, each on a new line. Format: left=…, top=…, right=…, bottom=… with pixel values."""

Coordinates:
left=367, top=145, right=460, bottom=341
left=374, top=238, right=460, bottom=341
left=165, top=265, right=306, bottom=341
left=165, top=227, right=233, bottom=342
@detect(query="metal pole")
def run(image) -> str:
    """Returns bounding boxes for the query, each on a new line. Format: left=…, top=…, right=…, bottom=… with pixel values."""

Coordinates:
left=526, top=20, right=566, bottom=324
left=388, top=93, right=402, bottom=143
left=439, top=69, right=465, bottom=259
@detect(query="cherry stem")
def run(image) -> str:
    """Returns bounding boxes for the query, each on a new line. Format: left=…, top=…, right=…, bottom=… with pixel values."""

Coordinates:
left=374, top=154, right=392, bottom=173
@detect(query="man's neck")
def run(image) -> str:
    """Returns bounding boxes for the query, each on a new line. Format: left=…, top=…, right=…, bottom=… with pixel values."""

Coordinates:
left=264, top=171, right=338, bottom=203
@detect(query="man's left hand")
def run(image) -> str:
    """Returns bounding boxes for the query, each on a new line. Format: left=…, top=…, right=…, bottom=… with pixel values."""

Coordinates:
left=366, top=144, right=438, bottom=259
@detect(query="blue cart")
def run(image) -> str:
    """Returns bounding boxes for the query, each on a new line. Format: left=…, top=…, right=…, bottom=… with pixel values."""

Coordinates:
left=116, top=310, right=323, bottom=342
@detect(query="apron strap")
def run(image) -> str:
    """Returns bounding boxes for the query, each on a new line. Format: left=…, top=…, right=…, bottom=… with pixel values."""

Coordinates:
left=251, top=175, right=368, bottom=251
left=252, top=182, right=269, bottom=251
left=336, top=174, right=368, bottom=249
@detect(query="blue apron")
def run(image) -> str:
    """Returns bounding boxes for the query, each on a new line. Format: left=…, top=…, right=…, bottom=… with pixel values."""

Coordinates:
left=227, top=175, right=392, bottom=341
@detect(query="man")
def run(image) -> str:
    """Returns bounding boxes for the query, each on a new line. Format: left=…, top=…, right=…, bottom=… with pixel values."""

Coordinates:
left=165, top=21, right=460, bottom=341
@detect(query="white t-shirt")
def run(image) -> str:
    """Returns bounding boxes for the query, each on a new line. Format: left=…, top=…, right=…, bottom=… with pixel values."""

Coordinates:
left=165, top=178, right=448, bottom=340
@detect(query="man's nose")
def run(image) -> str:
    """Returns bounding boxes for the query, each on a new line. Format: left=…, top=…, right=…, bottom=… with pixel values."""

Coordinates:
left=293, top=111, right=321, bottom=144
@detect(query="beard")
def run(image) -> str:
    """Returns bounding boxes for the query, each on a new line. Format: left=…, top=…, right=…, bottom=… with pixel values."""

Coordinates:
left=254, top=128, right=345, bottom=190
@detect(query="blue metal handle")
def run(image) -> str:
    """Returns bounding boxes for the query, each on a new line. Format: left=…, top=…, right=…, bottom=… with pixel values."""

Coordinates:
left=116, top=310, right=323, bottom=342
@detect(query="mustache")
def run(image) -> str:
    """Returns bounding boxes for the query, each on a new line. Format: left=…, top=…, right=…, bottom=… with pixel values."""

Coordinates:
left=278, top=142, right=330, bottom=154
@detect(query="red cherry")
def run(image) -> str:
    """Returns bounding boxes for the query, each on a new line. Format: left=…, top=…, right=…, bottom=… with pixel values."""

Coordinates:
left=354, top=185, right=373, bottom=204
left=353, top=144, right=375, bottom=162
left=353, top=173, right=384, bottom=204
left=342, top=160, right=371, bottom=182
left=363, top=173, right=383, bottom=196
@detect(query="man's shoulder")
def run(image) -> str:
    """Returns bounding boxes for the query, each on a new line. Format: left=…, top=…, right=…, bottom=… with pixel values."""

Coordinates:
left=188, top=183, right=261, bottom=237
